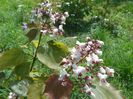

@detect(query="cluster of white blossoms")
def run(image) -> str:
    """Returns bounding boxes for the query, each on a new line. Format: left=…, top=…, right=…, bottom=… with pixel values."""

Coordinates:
left=23, top=0, right=69, bottom=37
left=97, top=66, right=115, bottom=86
left=59, top=37, right=115, bottom=97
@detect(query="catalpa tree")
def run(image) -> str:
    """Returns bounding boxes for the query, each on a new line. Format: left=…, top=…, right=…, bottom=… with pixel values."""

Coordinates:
left=0, top=1, right=123, bottom=99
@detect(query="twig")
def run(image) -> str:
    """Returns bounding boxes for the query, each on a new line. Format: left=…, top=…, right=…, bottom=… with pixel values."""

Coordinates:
left=30, top=32, right=43, bottom=71
left=76, top=52, right=89, bottom=64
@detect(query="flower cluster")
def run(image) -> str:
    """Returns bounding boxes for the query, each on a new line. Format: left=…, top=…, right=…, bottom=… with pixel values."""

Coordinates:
left=97, top=66, right=115, bottom=86
left=59, top=37, right=115, bottom=97
left=22, top=0, right=69, bottom=37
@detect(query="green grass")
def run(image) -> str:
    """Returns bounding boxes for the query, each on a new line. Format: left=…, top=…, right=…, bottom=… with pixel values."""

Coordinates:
left=0, top=0, right=133, bottom=99
left=0, top=0, right=41, bottom=50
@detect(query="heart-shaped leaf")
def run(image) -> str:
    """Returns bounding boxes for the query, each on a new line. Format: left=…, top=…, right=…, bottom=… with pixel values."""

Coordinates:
left=37, top=46, right=60, bottom=70
left=44, top=74, right=73, bottom=99
left=91, top=82, right=123, bottom=99
left=0, top=48, right=27, bottom=71
left=14, top=62, right=31, bottom=78
left=37, top=43, right=68, bottom=69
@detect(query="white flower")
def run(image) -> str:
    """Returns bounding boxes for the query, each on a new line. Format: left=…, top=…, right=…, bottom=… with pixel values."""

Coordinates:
left=84, top=84, right=95, bottom=97
left=105, top=67, right=115, bottom=77
left=92, top=53, right=103, bottom=63
left=84, top=84, right=91, bottom=93
left=86, top=55, right=93, bottom=66
left=61, top=58, right=71, bottom=68
left=86, top=53, right=103, bottom=66
left=59, top=25, right=64, bottom=31
left=53, top=28, right=58, bottom=33
left=91, top=53, right=99, bottom=61
left=85, top=45, right=90, bottom=52
left=95, top=50, right=102, bottom=56
left=64, top=11, right=69, bottom=17
left=71, top=47, right=81, bottom=62
left=62, top=58, right=67, bottom=63
left=99, top=66, right=106, bottom=74
left=97, top=73, right=110, bottom=86
left=76, top=41, right=86, bottom=47
left=87, top=41, right=93, bottom=45
left=85, top=76, right=93, bottom=84
left=97, top=72, right=108, bottom=80
left=61, top=15, right=66, bottom=24
left=58, top=69, right=69, bottom=80
left=97, top=40, right=104, bottom=46
left=73, top=66, right=86, bottom=76
left=40, top=30, right=47, bottom=35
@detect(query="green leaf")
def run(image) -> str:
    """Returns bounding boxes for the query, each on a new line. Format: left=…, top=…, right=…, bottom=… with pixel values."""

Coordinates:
left=47, top=40, right=69, bottom=62
left=11, top=79, right=30, bottom=96
left=37, top=44, right=68, bottom=70
left=91, top=82, right=123, bottom=99
left=26, top=28, right=38, bottom=42
left=37, top=40, right=69, bottom=70
left=0, top=48, right=27, bottom=71
left=37, top=46, right=60, bottom=70
left=27, top=79, right=46, bottom=99
left=14, top=62, right=31, bottom=78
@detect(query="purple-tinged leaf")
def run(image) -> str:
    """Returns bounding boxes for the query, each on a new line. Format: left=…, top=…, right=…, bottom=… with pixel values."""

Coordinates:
left=44, top=74, right=73, bottom=99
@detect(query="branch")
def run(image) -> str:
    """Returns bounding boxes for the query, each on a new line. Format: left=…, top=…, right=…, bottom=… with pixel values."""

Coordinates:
left=30, top=32, right=43, bottom=71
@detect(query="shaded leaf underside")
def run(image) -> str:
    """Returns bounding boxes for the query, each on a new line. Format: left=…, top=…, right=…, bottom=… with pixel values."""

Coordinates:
left=0, top=48, right=27, bottom=71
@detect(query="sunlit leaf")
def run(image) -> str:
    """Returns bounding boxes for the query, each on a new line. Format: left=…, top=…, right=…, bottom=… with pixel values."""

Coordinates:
left=37, top=41, right=69, bottom=70
left=27, top=79, right=46, bottom=99
left=0, top=48, right=27, bottom=71
left=32, top=40, right=39, bottom=48
left=26, top=28, right=38, bottom=42
left=47, top=40, right=69, bottom=62
left=14, top=62, right=31, bottom=78
left=44, top=74, right=73, bottom=99
left=11, top=79, right=30, bottom=96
